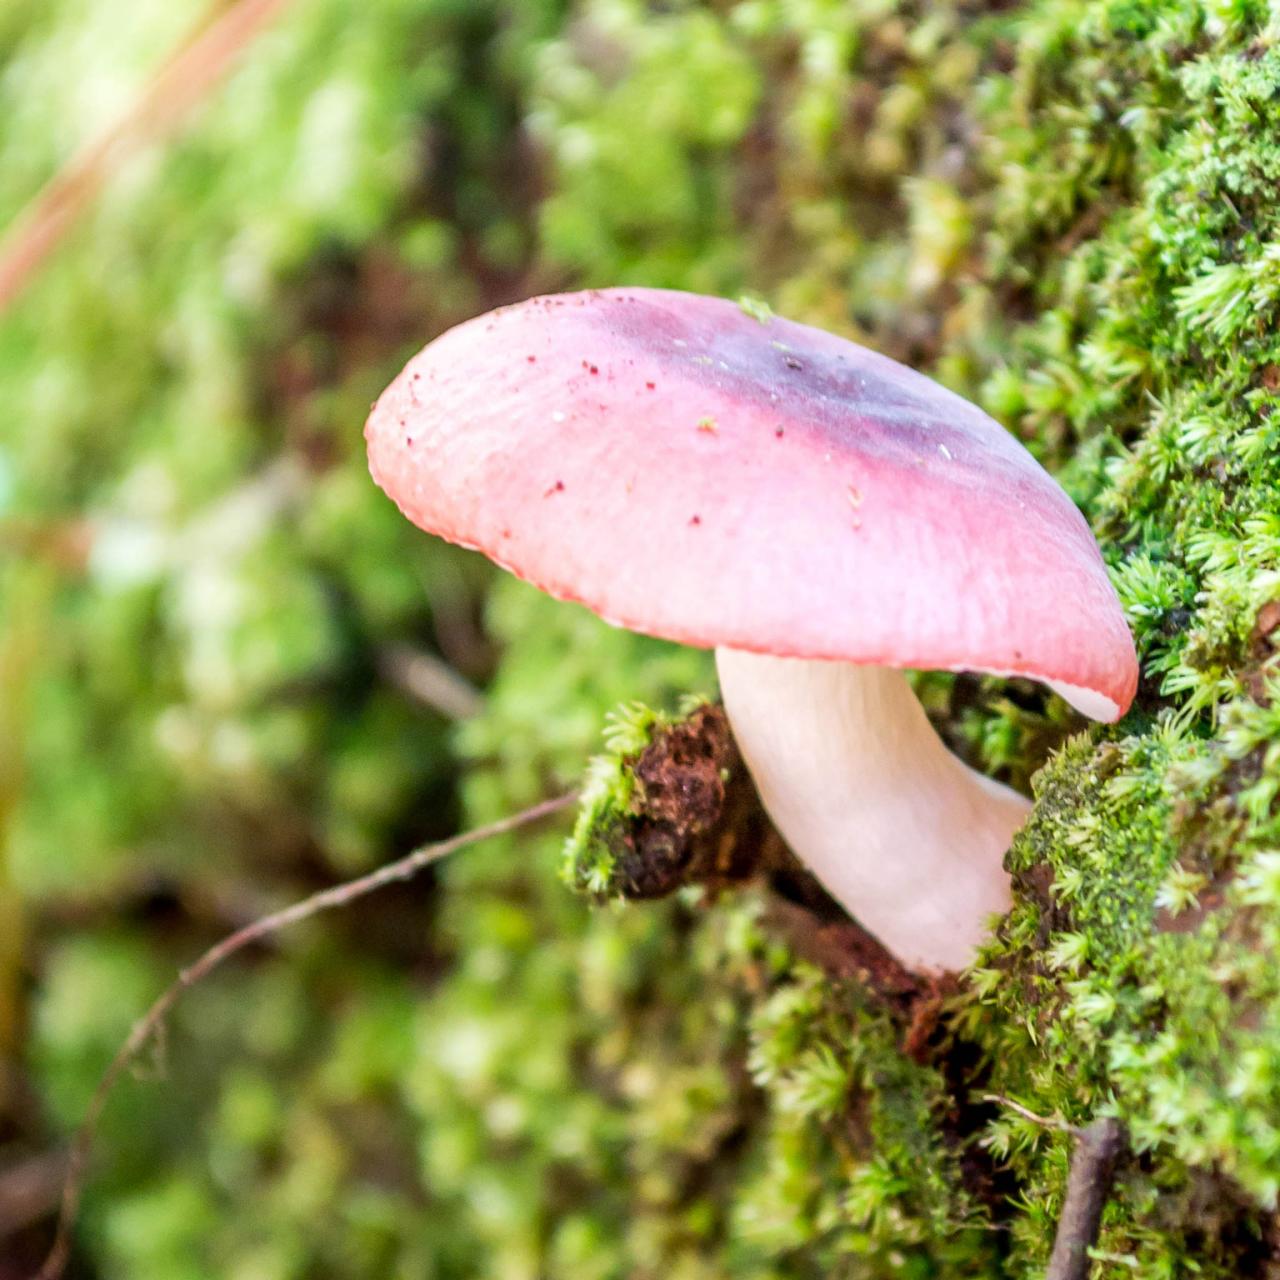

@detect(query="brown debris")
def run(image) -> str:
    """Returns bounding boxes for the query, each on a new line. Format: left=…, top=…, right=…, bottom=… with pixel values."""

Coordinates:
left=612, top=703, right=801, bottom=898
left=766, top=898, right=921, bottom=1006
left=1238, top=599, right=1280, bottom=704
left=900, top=973, right=961, bottom=1061
left=1250, top=600, right=1280, bottom=660
left=1154, top=888, right=1227, bottom=936
left=610, top=703, right=925, bottom=1008
left=610, top=704, right=735, bottom=898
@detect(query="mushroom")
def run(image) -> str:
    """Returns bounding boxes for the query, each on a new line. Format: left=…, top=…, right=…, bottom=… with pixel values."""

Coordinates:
left=365, top=289, right=1137, bottom=974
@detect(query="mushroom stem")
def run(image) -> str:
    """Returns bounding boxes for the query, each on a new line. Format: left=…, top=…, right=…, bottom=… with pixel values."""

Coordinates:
left=715, top=647, right=1028, bottom=974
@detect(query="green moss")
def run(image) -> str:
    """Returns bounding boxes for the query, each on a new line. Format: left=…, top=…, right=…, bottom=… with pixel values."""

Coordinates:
left=538, top=0, right=1280, bottom=1272
left=10, top=0, right=1280, bottom=1275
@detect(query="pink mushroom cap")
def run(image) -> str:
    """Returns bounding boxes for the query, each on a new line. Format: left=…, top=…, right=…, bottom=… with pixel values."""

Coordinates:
left=366, top=288, right=1138, bottom=721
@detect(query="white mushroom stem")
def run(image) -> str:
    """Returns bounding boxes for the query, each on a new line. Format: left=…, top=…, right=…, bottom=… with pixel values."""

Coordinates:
left=715, top=647, right=1029, bottom=975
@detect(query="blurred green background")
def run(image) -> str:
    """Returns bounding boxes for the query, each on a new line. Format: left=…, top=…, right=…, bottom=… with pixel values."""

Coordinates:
left=5, top=0, right=1280, bottom=1277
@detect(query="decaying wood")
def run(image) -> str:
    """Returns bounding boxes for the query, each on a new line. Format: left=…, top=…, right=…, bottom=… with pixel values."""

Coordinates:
left=611, top=704, right=922, bottom=1004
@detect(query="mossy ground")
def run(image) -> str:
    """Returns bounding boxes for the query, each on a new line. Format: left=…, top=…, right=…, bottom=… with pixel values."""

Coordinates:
left=4, top=0, right=1280, bottom=1276
left=564, top=0, right=1280, bottom=1273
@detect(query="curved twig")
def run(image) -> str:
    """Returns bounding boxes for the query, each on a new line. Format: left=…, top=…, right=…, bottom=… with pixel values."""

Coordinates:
left=31, top=791, right=577, bottom=1280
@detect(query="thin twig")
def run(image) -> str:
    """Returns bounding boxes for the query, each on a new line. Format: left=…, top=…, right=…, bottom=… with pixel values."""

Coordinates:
left=1045, top=1117, right=1127, bottom=1280
left=0, top=0, right=296, bottom=314
left=982, top=1093, right=1078, bottom=1135
left=31, top=791, right=576, bottom=1280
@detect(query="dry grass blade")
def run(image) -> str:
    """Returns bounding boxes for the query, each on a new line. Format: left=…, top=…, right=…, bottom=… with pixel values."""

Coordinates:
left=0, top=0, right=297, bottom=314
